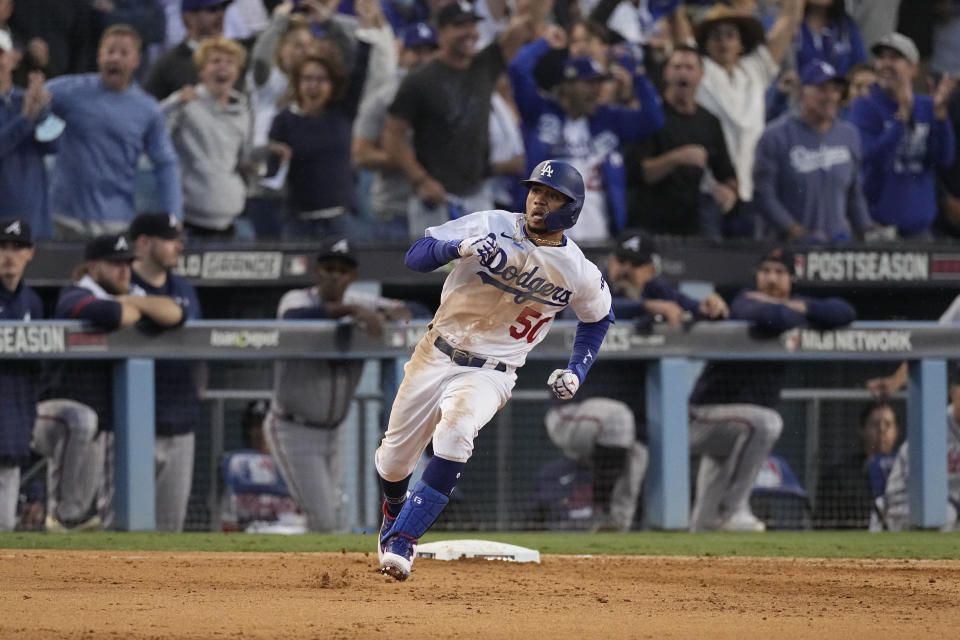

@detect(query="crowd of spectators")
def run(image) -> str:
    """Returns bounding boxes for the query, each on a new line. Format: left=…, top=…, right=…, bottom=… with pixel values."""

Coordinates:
left=0, top=0, right=956, bottom=244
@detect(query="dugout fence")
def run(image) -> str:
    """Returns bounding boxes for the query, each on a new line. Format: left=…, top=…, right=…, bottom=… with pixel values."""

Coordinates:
left=0, top=319, right=951, bottom=533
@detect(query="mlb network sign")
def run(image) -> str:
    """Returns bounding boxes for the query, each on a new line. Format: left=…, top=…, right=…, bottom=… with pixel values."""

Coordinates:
left=781, top=328, right=912, bottom=353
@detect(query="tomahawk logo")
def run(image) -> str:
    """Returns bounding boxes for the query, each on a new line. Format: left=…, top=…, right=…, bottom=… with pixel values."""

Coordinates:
left=621, top=235, right=642, bottom=252
left=114, top=236, right=129, bottom=252
left=540, top=163, right=554, bottom=177
left=4, top=220, right=21, bottom=236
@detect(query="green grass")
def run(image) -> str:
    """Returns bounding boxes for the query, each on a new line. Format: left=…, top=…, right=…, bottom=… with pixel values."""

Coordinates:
left=1, top=530, right=958, bottom=559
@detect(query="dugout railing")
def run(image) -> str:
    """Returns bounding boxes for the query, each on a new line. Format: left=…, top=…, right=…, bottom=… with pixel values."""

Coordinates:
left=0, top=319, right=950, bottom=532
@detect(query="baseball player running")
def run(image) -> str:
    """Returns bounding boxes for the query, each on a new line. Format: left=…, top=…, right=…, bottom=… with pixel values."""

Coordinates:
left=375, top=159, right=613, bottom=581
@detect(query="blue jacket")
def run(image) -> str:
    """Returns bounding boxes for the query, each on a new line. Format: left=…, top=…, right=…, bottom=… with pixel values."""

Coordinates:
left=0, top=89, right=57, bottom=239
left=509, top=39, right=664, bottom=235
left=690, top=289, right=856, bottom=408
left=848, top=85, right=956, bottom=234
left=0, top=281, right=44, bottom=464
left=131, top=270, right=201, bottom=436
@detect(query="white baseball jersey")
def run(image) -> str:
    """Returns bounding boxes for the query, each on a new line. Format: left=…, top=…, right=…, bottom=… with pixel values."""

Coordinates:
left=426, top=210, right=612, bottom=367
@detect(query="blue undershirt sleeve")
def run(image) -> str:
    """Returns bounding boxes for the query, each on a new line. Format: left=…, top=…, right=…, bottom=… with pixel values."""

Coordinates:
left=405, top=237, right=463, bottom=272
left=566, top=313, right=613, bottom=383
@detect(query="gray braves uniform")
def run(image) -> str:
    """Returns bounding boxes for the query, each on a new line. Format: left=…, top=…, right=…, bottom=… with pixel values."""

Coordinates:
left=264, top=287, right=403, bottom=532
left=544, top=398, right=648, bottom=531
left=882, top=406, right=960, bottom=532
left=31, top=399, right=105, bottom=526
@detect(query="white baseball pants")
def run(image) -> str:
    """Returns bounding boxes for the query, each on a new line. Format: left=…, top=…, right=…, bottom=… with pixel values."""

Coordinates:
left=376, top=329, right=516, bottom=481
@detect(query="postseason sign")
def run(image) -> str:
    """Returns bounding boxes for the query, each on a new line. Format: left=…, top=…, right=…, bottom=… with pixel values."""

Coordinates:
left=796, top=251, right=929, bottom=283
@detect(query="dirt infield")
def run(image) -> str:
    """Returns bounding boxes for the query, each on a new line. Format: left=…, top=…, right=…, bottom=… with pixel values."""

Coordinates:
left=1, top=550, right=958, bottom=639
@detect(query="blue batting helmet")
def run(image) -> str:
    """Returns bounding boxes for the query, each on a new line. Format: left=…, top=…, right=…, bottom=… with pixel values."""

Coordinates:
left=520, top=159, right=585, bottom=231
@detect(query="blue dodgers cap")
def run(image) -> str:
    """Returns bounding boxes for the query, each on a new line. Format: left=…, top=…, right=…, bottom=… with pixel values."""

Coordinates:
left=402, top=21, right=438, bottom=49
left=799, top=59, right=846, bottom=87
left=181, top=0, right=232, bottom=12
left=561, top=56, right=609, bottom=82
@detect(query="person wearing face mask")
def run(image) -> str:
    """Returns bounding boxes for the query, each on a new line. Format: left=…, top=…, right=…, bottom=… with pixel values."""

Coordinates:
left=688, top=247, right=856, bottom=533
left=162, top=36, right=251, bottom=239
left=46, top=25, right=181, bottom=239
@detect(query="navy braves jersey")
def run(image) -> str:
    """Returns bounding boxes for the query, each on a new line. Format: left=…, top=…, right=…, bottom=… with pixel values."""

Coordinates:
left=0, top=282, right=44, bottom=464
left=131, top=270, right=202, bottom=435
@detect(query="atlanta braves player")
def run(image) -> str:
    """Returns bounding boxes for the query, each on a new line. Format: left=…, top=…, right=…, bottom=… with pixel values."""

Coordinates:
left=375, top=159, right=613, bottom=581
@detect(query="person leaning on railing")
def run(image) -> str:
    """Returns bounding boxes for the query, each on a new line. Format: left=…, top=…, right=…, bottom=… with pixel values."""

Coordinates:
left=35, top=232, right=184, bottom=532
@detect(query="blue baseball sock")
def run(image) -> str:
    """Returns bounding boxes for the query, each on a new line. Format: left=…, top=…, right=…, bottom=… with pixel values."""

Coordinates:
left=420, top=456, right=465, bottom=496
left=379, top=474, right=411, bottom=518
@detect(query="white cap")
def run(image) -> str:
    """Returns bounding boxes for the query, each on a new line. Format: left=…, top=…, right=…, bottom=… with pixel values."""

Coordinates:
left=871, top=32, right=920, bottom=65
left=0, top=30, right=12, bottom=54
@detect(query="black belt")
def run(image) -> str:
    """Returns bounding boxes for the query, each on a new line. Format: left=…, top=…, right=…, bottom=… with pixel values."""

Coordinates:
left=272, top=410, right=336, bottom=430
left=433, top=335, right=507, bottom=372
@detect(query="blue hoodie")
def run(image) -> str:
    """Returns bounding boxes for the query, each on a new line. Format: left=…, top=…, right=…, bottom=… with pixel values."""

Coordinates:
left=848, top=85, right=955, bottom=234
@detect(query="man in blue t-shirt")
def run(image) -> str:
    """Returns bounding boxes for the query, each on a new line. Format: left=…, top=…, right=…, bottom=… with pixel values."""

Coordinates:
left=129, top=212, right=202, bottom=532
left=47, top=24, right=181, bottom=239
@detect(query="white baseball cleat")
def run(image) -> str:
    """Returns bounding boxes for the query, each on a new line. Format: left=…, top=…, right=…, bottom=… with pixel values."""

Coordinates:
left=719, top=510, right=766, bottom=532
left=379, top=534, right=417, bottom=582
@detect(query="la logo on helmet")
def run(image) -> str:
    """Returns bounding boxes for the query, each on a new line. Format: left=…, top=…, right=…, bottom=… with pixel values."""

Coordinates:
left=540, top=163, right=554, bottom=178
